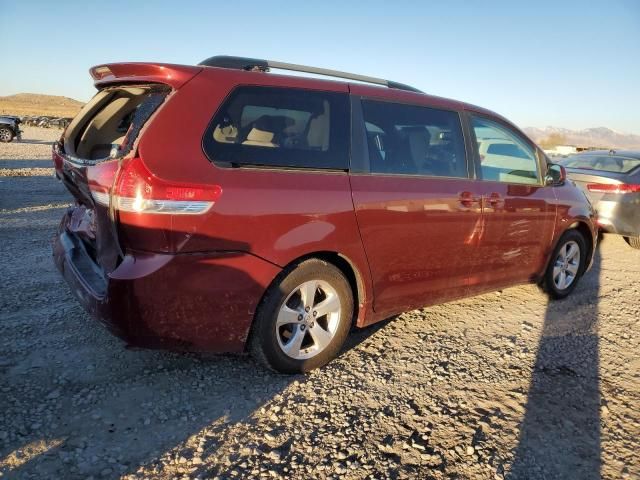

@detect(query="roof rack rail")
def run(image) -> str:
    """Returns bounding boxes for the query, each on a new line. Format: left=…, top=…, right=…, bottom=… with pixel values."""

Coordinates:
left=198, top=55, right=423, bottom=94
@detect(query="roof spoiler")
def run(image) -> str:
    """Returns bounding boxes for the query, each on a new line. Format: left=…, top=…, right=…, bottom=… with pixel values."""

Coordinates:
left=198, top=55, right=423, bottom=94
left=89, top=63, right=202, bottom=89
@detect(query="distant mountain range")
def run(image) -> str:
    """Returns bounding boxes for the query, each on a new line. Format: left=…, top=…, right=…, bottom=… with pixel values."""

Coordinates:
left=524, top=126, right=640, bottom=150
left=0, top=93, right=84, bottom=117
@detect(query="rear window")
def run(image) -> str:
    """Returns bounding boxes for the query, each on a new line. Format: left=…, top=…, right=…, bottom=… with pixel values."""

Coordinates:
left=559, top=154, right=640, bottom=174
left=63, top=85, right=169, bottom=161
left=203, top=86, right=349, bottom=169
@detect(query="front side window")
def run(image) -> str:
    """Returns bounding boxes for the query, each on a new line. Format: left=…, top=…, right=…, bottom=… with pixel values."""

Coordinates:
left=203, top=86, right=349, bottom=169
left=361, top=100, right=468, bottom=178
left=472, top=116, right=540, bottom=185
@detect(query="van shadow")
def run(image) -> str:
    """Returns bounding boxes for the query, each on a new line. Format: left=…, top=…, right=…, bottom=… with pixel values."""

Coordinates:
left=2, top=311, right=390, bottom=480
left=507, top=244, right=602, bottom=478
left=183, top=318, right=392, bottom=479
left=1, top=352, right=297, bottom=479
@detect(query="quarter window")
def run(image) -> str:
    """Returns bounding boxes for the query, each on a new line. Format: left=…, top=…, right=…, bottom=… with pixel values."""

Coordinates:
left=203, top=86, right=349, bottom=169
left=361, top=100, right=468, bottom=178
left=471, top=116, right=540, bottom=184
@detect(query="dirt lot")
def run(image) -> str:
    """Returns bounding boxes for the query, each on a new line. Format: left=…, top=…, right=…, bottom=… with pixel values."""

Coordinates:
left=1, top=127, right=639, bottom=479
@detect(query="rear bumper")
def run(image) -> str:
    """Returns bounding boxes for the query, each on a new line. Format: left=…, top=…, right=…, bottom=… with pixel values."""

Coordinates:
left=595, top=199, right=640, bottom=237
left=53, top=229, right=281, bottom=353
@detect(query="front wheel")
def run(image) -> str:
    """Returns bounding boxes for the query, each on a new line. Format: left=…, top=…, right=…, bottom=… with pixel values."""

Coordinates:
left=249, top=259, right=354, bottom=373
left=624, top=236, right=640, bottom=249
left=0, top=127, right=14, bottom=143
left=543, top=230, right=587, bottom=299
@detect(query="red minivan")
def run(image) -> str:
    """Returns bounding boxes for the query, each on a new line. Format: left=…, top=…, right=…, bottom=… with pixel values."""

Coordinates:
left=52, top=56, right=597, bottom=373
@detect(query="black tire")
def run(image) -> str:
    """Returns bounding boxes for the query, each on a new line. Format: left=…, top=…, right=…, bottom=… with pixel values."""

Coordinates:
left=0, top=127, right=14, bottom=143
left=249, top=258, right=354, bottom=374
left=624, top=236, right=640, bottom=249
left=543, top=229, right=587, bottom=300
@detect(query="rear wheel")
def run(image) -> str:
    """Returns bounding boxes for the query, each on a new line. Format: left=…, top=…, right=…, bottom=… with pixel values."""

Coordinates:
left=249, top=259, right=353, bottom=373
left=624, top=236, right=640, bottom=249
left=0, top=127, right=14, bottom=143
left=543, top=229, right=587, bottom=299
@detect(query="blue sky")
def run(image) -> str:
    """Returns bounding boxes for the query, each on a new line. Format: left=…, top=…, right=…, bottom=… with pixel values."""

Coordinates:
left=1, top=0, right=639, bottom=133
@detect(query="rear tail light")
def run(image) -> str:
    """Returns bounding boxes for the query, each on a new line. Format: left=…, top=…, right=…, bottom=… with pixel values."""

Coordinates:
left=87, top=160, right=119, bottom=208
left=88, top=158, right=222, bottom=215
left=90, top=65, right=114, bottom=80
left=586, top=183, right=640, bottom=194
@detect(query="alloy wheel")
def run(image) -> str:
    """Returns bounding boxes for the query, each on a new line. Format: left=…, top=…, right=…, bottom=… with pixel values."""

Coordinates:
left=275, top=280, right=341, bottom=360
left=552, top=240, right=581, bottom=290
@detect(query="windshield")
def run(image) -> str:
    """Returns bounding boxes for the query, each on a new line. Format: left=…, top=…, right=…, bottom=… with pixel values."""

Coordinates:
left=559, top=154, right=640, bottom=174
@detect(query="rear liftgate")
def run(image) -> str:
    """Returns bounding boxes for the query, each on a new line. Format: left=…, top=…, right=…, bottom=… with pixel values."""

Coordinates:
left=53, top=63, right=216, bottom=290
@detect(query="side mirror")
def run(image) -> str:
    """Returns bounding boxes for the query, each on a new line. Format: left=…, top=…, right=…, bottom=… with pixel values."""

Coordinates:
left=545, top=163, right=566, bottom=186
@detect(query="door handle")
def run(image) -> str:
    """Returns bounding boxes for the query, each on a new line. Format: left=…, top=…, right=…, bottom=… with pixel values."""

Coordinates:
left=486, top=192, right=504, bottom=208
left=459, top=191, right=481, bottom=208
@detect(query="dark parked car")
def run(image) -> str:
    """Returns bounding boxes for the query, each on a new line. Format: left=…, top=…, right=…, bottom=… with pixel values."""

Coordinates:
left=52, top=56, right=597, bottom=373
left=0, top=115, right=22, bottom=142
left=559, top=150, right=640, bottom=249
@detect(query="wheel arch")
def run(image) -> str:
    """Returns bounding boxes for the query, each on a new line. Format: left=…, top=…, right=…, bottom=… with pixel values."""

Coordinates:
left=244, top=250, right=367, bottom=352
left=309, top=251, right=366, bottom=324
left=281, top=250, right=366, bottom=327
left=568, top=220, right=596, bottom=270
left=542, top=219, right=596, bottom=281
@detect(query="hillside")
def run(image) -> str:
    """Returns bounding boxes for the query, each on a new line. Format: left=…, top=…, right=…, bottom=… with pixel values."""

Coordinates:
left=0, top=93, right=84, bottom=117
left=524, top=126, right=640, bottom=150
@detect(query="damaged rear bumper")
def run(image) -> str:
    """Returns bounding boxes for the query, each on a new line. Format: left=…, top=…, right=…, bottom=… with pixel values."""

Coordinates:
left=52, top=218, right=281, bottom=353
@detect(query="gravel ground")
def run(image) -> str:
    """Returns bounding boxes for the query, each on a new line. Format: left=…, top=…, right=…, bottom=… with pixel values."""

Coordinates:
left=1, top=127, right=639, bottom=480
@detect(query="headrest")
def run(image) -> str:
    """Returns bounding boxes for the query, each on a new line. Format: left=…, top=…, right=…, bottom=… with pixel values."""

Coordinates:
left=253, top=115, right=294, bottom=132
left=402, top=126, right=431, bottom=142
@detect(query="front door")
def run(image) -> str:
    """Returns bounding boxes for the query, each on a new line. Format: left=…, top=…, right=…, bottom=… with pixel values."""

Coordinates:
left=350, top=98, right=484, bottom=318
left=467, top=115, right=556, bottom=292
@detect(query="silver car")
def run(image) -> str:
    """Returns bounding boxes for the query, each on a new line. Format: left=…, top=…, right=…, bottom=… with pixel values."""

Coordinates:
left=559, top=150, right=640, bottom=249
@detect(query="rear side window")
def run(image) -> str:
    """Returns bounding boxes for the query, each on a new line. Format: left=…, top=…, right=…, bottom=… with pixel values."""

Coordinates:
left=203, top=86, right=349, bottom=169
left=361, top=100, right=468, bottom=178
